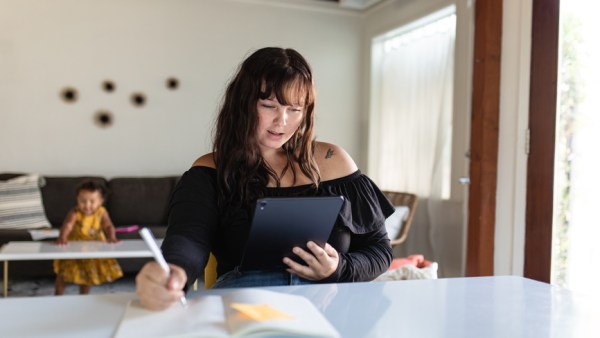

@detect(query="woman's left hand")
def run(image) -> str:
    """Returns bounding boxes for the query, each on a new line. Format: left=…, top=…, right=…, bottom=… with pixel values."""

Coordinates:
left=283, top=241, right=338, bottom=280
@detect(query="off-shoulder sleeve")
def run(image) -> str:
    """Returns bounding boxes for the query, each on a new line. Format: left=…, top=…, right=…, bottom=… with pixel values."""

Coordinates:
left=321, top=171, right=395, bottom=234
left=320, top=171, right=395, bottom=282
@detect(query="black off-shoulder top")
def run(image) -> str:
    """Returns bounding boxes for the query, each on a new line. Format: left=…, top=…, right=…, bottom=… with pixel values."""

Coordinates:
left=161, top=166, right=394, bottom=287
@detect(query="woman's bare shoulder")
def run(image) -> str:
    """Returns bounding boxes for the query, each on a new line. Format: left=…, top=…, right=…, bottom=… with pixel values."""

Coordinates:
left=314, top=141, right=358, bottom=181
left=192, top=153, right=216, bottom=169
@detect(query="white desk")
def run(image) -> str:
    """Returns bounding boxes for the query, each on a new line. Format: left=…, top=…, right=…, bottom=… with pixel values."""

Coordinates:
left=0, top=240, right=156, bottom=297
left=1, top=276, right=598, bottom=338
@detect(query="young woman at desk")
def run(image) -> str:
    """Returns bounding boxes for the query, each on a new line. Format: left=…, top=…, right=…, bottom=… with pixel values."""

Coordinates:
left=135, top=47, right=394, bottom=310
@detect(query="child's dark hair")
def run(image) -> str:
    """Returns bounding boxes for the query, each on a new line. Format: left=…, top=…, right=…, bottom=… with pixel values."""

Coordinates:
left=76, top=179, right=108, bottom=198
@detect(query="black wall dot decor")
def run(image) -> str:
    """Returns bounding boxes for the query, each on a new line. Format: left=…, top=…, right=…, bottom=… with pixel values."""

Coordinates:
left=102, top=80, right=115, bottom=93
left=59, top=75, right=180, bottom=126
left=60, top=87, right=78, bottom=103
left=166, top=77, right=179, bottom=90
left=130, top=92, right=146, bottom=107
left=94, top=110, right=114, bottom=128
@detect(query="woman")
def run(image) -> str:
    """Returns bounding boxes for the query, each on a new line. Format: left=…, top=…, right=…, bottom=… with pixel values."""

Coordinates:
left=136, top=47, right=394, bottom=310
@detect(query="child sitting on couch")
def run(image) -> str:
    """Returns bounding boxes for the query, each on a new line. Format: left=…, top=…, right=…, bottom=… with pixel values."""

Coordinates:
left=53, top=179, right=123, bottom=295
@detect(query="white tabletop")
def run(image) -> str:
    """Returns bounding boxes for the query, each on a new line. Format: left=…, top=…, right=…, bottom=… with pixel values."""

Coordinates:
left=0, top=239, right=157, bottom=260
left=1, top=276, right=598, bottom=338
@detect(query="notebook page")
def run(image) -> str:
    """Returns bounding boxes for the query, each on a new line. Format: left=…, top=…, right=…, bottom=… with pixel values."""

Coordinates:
left=113, top=296, right=227, bottom=338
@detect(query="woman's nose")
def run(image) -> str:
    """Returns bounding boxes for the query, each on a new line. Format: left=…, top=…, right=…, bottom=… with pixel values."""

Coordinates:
left=273, top=107, right=288, bottom=125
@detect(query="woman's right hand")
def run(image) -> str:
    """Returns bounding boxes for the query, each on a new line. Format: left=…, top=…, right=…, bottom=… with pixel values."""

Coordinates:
left=135, top=261, right=187, bottom=311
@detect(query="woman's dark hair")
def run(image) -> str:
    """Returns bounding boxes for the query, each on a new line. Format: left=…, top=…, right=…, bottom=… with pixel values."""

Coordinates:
left=76, top=179, right=108, bottom=198
left=213, top=47, right=320, bottom=207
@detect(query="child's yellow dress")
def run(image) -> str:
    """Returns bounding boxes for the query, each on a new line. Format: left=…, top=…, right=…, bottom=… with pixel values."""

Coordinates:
left=53, top=206, right=123, bottom=285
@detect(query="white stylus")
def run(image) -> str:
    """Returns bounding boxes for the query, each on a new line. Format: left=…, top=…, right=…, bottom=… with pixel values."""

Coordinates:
left=139, top=227, right=188, bottom=307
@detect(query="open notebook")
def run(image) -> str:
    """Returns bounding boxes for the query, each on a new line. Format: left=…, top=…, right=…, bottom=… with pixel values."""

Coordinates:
left=113, top=288, right=340, bottom=338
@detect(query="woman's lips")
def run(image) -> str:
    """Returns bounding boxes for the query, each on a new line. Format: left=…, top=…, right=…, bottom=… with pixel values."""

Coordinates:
left=268, top=130, right=284, bottom=136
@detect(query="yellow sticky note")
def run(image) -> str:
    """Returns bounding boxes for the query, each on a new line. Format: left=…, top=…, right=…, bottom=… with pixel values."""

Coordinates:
left=230, top=303, right=295, bottom=322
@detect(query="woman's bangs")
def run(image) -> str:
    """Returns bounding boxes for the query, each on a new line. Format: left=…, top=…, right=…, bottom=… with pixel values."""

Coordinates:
left=261, top=72, right=313, bottom=108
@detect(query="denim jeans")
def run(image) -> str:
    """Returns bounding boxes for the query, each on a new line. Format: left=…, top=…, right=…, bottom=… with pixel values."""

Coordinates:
left=211, top=267, right=314, bottom=289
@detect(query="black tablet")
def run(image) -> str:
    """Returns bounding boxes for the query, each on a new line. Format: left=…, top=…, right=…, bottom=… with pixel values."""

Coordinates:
left=239, top=196, right=345, bottom=271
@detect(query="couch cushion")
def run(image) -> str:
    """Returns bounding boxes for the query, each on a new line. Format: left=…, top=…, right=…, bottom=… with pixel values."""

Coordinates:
left=40, top=176, right=108, bottom=227
left=384, top=206, right=410, bottom=240
left=107, top=177, right=177, bottom=226
left=0, top=174, right=52, bottom=229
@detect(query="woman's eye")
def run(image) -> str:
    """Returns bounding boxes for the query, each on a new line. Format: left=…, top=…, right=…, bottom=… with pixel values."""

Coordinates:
left=261, top=104, right=275, bottom=109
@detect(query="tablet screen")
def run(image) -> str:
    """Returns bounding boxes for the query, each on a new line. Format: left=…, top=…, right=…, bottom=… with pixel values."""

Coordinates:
left=239, top=196, right=344, bottom=271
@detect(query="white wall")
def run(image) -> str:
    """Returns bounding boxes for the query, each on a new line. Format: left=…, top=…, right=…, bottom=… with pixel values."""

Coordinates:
left=493, top=0, right=531, bottom=276
left=0, top=0, right=362, bottom=177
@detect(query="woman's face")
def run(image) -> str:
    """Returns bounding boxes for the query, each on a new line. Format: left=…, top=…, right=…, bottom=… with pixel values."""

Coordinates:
left=256, top=95, right=304, bottom=153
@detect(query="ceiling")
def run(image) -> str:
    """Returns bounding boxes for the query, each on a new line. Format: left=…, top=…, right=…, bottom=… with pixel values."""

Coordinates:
left=318, top=0, right=384, bottom=10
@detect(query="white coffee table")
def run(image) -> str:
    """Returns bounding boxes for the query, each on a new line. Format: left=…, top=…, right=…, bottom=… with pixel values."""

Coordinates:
left=0, top=239, right=159, bottom=297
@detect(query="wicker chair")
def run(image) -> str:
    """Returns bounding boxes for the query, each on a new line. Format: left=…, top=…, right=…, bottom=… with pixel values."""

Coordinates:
left=382, top=191, right=418, bottom=247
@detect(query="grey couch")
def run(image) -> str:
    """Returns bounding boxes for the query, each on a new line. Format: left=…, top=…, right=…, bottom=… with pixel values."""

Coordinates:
left=0, top=173, right=179, bottom=278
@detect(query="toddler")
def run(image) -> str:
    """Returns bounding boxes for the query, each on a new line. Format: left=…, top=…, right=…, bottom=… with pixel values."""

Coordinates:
left=54, top=179, right=123, bottom=295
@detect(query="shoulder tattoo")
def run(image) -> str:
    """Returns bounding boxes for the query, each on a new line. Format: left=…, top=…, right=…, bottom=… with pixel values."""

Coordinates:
left=325, top=148, right=334, bottom=159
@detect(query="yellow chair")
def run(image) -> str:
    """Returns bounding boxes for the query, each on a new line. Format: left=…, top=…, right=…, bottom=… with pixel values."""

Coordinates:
left=204, top=253, right=218, bottom=289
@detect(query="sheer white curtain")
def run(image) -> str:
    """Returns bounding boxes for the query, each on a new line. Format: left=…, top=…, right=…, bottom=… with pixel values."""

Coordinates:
left=369, top=14, right=456, bottom=274
left=372, top=15, right=455, bottom=198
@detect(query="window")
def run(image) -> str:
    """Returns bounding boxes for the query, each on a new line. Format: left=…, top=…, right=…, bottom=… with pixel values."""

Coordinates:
left=369, top=7, right=456, bottom=200
left=552, top=0, right=600, bottom=295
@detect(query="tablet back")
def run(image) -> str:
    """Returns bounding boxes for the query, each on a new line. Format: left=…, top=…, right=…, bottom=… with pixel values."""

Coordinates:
left=239, top=196, right=344, bottom=271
